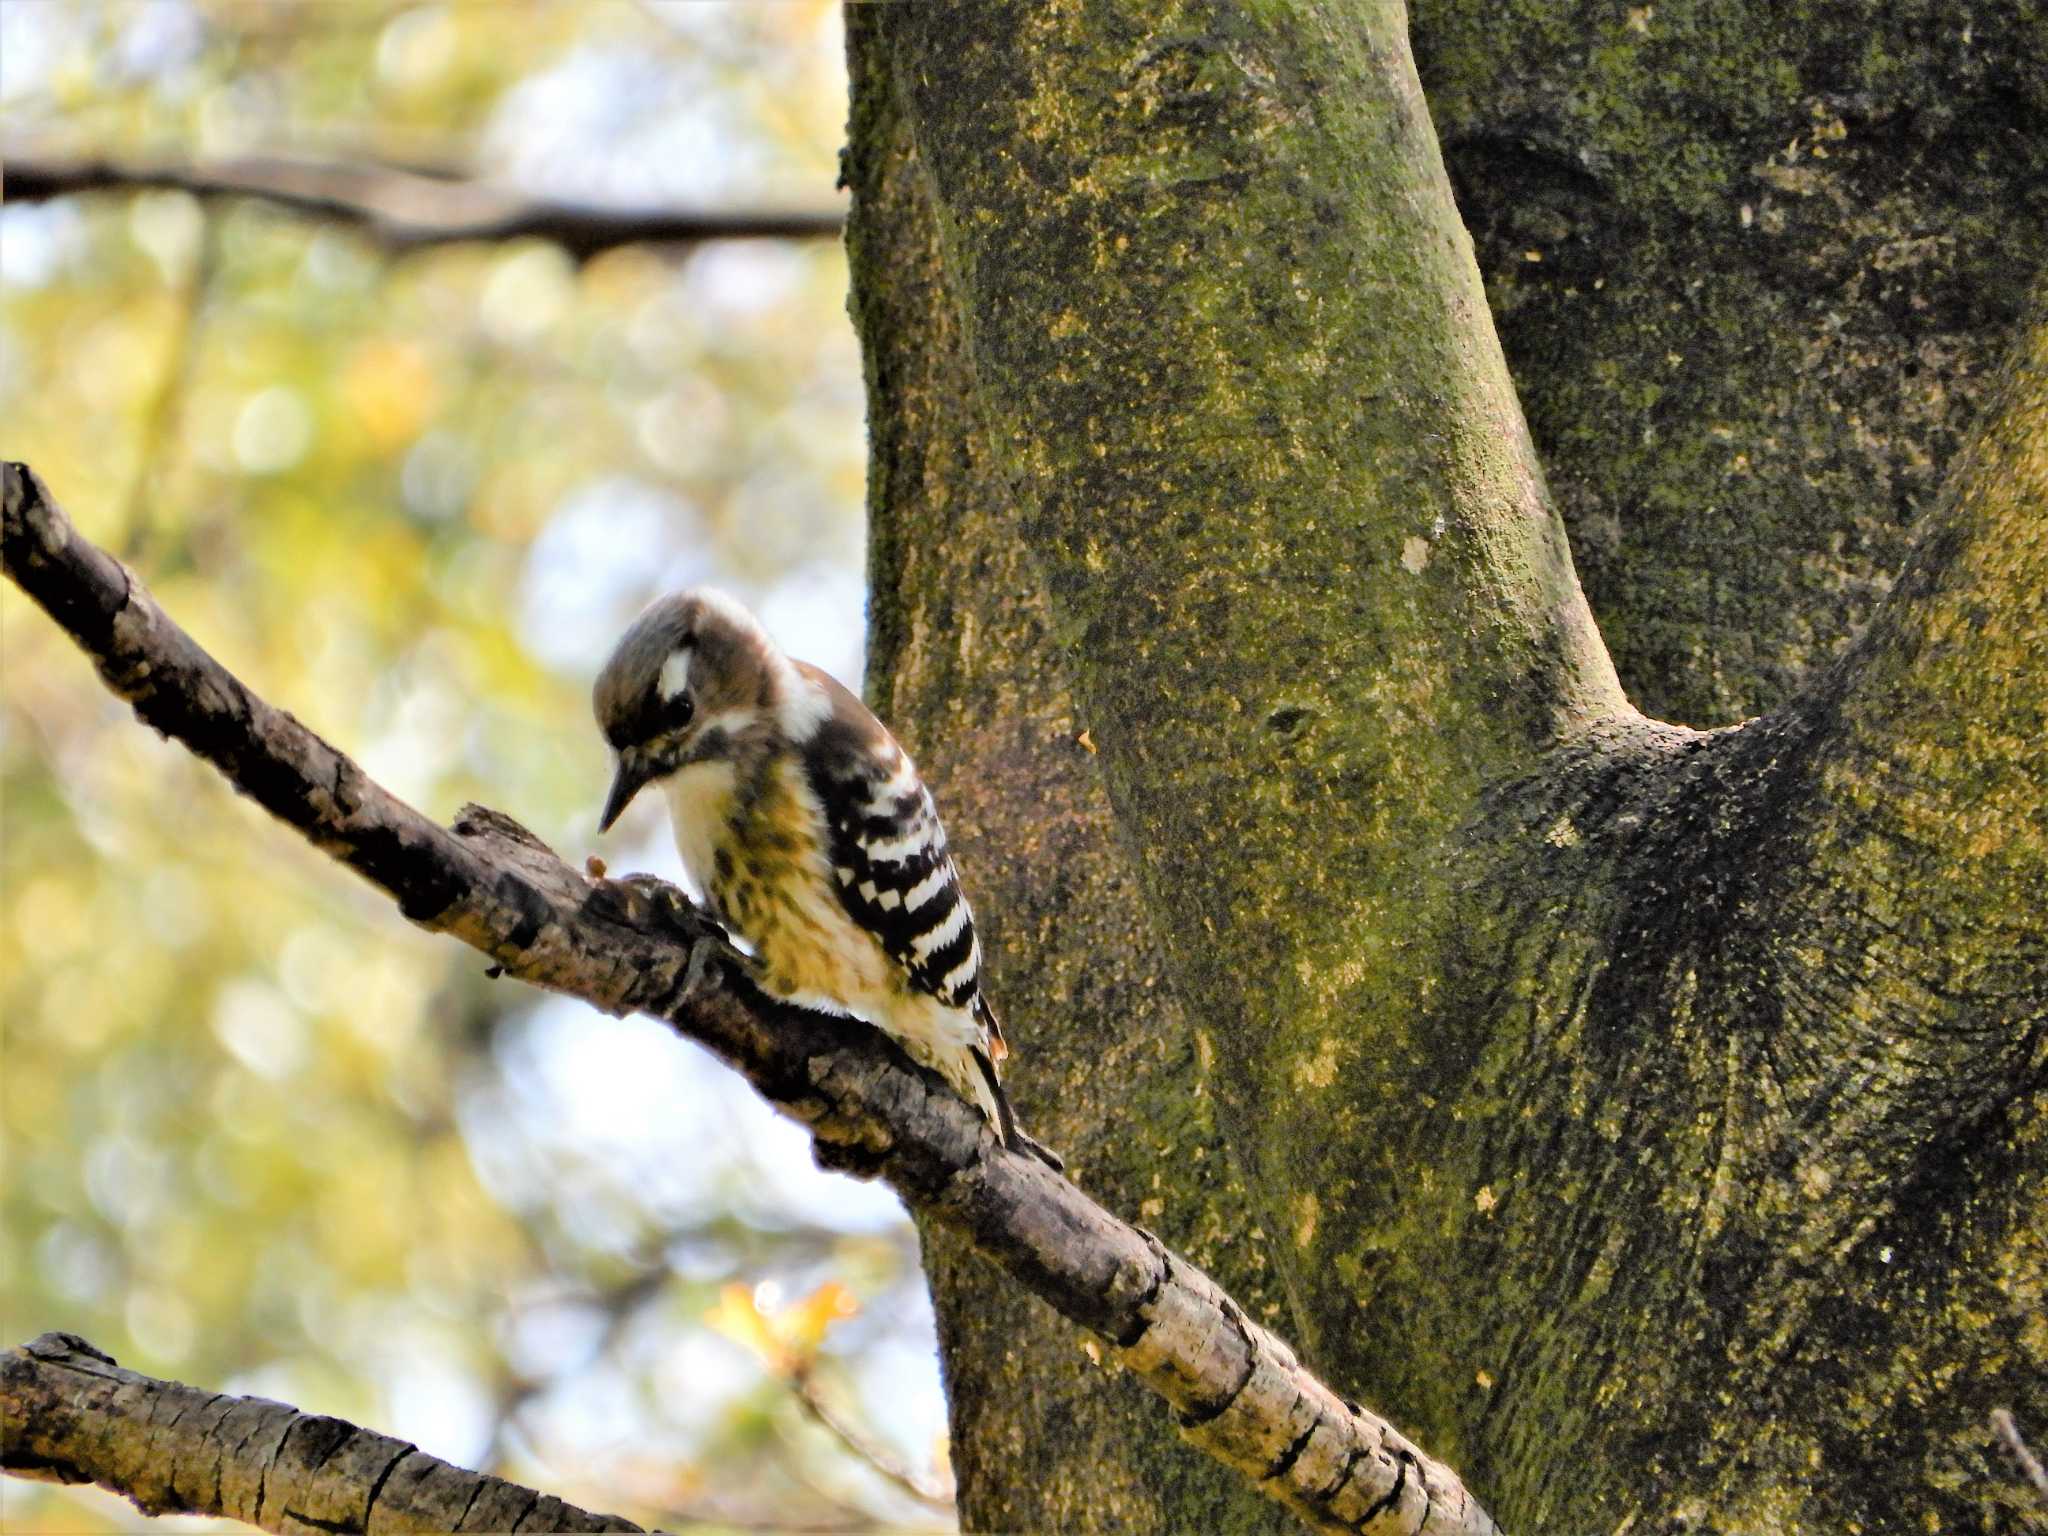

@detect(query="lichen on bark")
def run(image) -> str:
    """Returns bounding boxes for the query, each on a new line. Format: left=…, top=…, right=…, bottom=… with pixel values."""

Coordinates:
left=1417, top=0, right=2048, bottom=726
left=844, top=14, right=1293, bottom=1529
left=844, top=0, right=2047, bottom=1531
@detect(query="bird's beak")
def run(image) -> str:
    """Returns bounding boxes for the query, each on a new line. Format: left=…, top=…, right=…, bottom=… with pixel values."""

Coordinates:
left=599, top=752, right=655, bottom=834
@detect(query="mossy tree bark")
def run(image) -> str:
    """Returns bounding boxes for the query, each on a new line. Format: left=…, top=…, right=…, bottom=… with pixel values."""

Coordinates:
left=843, top=2, right=2047, bottom=1532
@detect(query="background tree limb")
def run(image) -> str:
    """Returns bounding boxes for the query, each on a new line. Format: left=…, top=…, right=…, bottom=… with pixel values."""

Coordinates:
left=1, top=1333, right=641, bottom=1535
left=0, top=461, right=1499, bottom=1536
left=2, top=152, right=843, bottom=257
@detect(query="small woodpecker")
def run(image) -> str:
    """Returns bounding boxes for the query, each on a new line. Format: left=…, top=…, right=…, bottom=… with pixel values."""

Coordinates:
left=593, top=589, right=1060, bottom=1169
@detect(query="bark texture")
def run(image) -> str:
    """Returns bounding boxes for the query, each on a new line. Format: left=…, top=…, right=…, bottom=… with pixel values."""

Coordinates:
left=842, top=1, right=2046, bottom=1531
left=1419, top=0, right=2048, bottom=726
left=1, top=1334, right=641, bottom=1535
left=2, top=461, right=1498, bottom=1536
left=843, top=16, right=1303, bottom=1529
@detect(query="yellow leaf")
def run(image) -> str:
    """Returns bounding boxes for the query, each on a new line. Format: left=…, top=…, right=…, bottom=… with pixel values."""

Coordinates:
left=705, top=1282, right=785, bottom=1369
left=776, top=1281, right=859, bottom=1357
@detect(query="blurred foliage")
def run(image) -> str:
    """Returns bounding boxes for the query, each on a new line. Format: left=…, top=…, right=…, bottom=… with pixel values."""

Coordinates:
left=1, top=4, right=951, bottom=1532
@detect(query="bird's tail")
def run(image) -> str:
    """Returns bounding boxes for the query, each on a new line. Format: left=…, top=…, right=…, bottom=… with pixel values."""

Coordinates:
left=970, top=1042, right=1064, bottom=1173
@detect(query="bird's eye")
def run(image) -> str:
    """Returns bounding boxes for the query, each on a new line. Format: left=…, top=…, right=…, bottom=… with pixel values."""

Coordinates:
left=666, top=693, right=695, bottom=731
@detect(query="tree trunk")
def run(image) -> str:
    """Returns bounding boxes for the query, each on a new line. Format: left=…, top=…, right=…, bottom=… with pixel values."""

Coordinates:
left=842, top=2, right=2048, bottom=1532
left=1417, top=0, right=2048, bottom=729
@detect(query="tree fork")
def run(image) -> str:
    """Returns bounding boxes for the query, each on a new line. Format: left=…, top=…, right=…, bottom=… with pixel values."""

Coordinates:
left=841, top=0, right=2048, bottom=1524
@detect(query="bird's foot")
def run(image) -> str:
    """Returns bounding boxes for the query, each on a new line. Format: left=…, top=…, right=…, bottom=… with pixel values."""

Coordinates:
left=584, top=869, right=687, bottom=928
left=585, top=872, right=753, bottom=999
left=681, top=927, right=753, bottom=1003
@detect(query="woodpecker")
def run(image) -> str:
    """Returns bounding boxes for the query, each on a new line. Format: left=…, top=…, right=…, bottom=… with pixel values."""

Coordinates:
left=593, top=589, right=1059, bottom=1168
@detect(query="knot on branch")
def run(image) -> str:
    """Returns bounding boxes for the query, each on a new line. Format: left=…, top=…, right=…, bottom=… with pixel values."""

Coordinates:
left=24, top=1333, right=117, bottom=1367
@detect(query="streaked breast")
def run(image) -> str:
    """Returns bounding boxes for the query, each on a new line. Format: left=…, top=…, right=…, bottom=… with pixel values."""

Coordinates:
left=661, top=757, right=739, bottom=894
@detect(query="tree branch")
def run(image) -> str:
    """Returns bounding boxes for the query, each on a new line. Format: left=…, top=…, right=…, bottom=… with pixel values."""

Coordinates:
left=1, top=462, right=1499, bottom=1536
left=1, top=1332, right=641, bottom=1533
left=2, top=152, right=843, bottom=258
left=788, top=1364, right=954, bottom=1512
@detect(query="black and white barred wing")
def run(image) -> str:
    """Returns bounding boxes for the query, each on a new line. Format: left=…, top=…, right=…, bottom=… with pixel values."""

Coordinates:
left=798, top=688, right=987, bottom=1016
left=827, top=775, right=984, bottom=1007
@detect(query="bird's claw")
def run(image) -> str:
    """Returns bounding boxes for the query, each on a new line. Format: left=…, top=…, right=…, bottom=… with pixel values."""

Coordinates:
left=586, top=871, right=700, bottom=937
left=585, top=872, right=751, bottom=996
left=681, top=928, right=752, bottom=1002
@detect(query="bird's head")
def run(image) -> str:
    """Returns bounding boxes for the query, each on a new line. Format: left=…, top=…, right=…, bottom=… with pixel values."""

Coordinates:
left=592, top=588, right=779, bottom=832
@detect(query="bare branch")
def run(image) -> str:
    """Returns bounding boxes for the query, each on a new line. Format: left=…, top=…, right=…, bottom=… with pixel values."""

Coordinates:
left=789, top=1364, right=954, bottom=1512
left=2, top=152, right=844, bottom=258
left=1, top=1332, right=641, bottom=1534
left=2, top=461, right=1500, bottom=1536
left=119, top=207, right=220, bottom=567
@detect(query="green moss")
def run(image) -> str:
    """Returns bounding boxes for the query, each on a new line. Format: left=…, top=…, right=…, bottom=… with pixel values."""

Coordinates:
left=851, top=1, right=2046, bottom=1530
left=1414, top=0, right=2048, bottom=722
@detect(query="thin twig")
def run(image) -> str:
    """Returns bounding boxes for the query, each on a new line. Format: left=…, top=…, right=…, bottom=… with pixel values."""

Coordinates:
left=3, top=152, right=844, bottom=259
left=790, top=1362, right=955, bottom=1512
left=119, top=208, right=218, bottom=567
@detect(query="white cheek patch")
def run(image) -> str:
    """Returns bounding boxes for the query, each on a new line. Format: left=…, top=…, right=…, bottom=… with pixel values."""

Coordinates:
left=659, top=647, right=693, bottom=702
left=695, top=706, right=763, bottom=742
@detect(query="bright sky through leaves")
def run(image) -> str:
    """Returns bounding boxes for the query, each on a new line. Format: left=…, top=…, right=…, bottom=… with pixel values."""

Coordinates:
left=0, top=4, right=954, bottom=1531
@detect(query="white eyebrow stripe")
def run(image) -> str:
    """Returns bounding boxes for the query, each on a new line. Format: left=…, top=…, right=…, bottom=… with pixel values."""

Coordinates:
left=903, top=867, right=950, bottom=911
left=658, top=648, right=693, bottom=701
left=909, top=900, right=971, bottom=961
